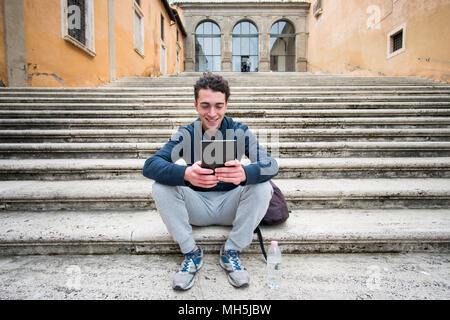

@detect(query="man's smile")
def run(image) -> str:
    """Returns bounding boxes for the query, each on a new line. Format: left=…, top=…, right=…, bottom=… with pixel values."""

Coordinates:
left=206, top=118, right=219, bottom=125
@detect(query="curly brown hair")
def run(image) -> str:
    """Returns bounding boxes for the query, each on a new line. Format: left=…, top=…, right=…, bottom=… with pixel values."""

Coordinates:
left=194, top=72, right=230, bottom=102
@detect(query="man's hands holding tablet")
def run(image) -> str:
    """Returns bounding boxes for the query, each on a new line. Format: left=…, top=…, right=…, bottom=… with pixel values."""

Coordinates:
left=184, top=160, right=246, bottom=188
left=184, top=162, right=218, bottom=188
left=215, top=159, right=247, bottom=185
left=184, top=139, right=246, bottom=188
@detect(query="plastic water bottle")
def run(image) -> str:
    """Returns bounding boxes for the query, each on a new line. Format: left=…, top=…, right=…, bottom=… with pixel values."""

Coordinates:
left=267, top=241, right=282, bottom=289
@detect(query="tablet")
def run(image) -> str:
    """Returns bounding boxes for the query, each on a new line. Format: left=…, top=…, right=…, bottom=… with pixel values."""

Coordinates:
left=201, top=140, right=237, bottom=171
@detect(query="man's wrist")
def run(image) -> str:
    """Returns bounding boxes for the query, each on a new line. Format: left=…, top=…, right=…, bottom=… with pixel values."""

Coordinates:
left=184, top=166, right=191, bottom=184
left=240, top=167, right=247, bottom=183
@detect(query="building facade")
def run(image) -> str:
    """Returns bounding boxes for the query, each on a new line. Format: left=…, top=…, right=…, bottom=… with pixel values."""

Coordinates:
left=171, top=0, right=310, bottom=72
left=1, top=0, right=449, bottom=87
left=0, top=0, right=186, bottom=87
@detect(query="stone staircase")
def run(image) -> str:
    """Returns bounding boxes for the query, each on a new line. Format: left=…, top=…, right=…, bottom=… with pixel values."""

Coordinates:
left=1, top=72, right=450, bottom=256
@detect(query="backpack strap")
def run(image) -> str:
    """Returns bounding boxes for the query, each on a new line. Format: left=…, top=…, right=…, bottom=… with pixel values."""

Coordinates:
left=254, top=226, right=267, bottom=261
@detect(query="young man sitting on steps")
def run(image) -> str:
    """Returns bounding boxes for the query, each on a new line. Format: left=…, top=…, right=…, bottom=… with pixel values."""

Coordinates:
left=142, top=73, right=278, bottom=290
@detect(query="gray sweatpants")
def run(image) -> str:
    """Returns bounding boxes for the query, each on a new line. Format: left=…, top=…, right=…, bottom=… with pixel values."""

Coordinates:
left=152, top=181, right=273, bottom=254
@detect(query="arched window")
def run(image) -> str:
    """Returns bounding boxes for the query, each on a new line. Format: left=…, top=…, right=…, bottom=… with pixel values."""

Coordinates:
left=232, top=21, right=258, bottom=72
left=195, top=21, right=221, bottom=72
left=270, top=20, right=296, bottom=72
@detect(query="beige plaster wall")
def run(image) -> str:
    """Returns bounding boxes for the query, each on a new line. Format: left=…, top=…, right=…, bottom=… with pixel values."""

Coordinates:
left=307, top=0, right=450, bottom=83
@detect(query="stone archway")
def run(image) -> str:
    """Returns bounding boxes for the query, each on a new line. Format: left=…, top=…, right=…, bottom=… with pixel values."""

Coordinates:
left=178, top=1, right=310, bottom=72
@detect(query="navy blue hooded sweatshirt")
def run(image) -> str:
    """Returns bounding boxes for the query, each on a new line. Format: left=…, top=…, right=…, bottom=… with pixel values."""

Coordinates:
left=142, top=115, right=279, bottom=192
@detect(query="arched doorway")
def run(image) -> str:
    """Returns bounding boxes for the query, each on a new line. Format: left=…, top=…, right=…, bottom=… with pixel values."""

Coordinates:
left=232, top=21, right=258, bottom=72
left=270, top=20, right=296, bottom=72
left=195, top=21, right=221, bottom=72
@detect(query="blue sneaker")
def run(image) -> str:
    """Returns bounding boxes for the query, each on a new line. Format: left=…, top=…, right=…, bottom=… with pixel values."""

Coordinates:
left=173, top=246, right=203, bottom=291
left=219, top=246, right=250, bottom=288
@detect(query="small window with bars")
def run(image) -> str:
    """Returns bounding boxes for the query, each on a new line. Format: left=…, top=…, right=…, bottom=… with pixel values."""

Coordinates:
left=392, top=30, right=403, bottom=52
left=161, top=15, right=165, bottom=42
left=313, top=0, right=323, bottom=17
left=387, top=23, right=406, bottom=59
left=134, top=2, right=144, bottom=57
left=62, top=0, right=95, bottom=56
left=67, top=0, right=86, bottom=45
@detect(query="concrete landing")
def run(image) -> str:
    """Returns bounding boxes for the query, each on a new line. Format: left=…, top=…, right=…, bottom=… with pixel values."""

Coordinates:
left=0, top=252, right=448, bottom=300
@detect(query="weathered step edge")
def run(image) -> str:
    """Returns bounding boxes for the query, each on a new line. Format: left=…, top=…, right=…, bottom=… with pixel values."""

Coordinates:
left=1, top=158, right=450, bottom=180
left=0, top=209, right=449, bottom=256
left=1, top=179, right=450, bottom=211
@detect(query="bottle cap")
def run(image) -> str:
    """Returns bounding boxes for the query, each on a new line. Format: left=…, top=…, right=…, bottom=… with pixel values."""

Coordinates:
left=270, top=241, right=278, bottom=247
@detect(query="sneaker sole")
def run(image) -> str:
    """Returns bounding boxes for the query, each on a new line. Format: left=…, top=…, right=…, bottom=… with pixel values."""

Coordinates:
left=173, top=280, right=194, bottom=291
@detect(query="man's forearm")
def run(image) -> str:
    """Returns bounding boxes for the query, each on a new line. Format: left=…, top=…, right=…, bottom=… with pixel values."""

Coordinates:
left=143, top=155, right=188, bottom=186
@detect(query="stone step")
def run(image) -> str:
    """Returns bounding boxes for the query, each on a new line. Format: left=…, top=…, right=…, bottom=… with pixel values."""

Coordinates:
left=1, top=95, right=449, bottom=104
left=2, top=86, right=449, bottom=96
left=1, top=117, right=449, bottom=129
left=276, top=157, right=450, bottom=178
left=2, top=128, right=449, bottom=143
left=107, top=79, right=448, bottom=87
left=2, top=101, right=449, bottom=111
left=176, top=72, right=449, bottom=83
left=106, top=74, right=446, bottom=86
left=1, top=178, right=449, bottom=211
left=1, top=108, right=449, bottom=118
left=1, top=89, right=450, bottom=98
left=179, top=71, right=430, bottom=77
left=1, top=158, right=449, bottom=180
left=0, top=208, right=448, bottom=255
left=1, top=141, right=450, bottom=159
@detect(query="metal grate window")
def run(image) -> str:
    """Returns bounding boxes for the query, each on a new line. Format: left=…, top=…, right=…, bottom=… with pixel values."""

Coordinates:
left=134, top=8, right=144, bottom=55
left=161, top=15, right=164, bottom=41
left=314, top=0, right=322, bottom=13
left=313, top=0, right=323, bottom=17
left=392, top=31, right=403, bottom=52
left=67, top=0, right=86, bottom=45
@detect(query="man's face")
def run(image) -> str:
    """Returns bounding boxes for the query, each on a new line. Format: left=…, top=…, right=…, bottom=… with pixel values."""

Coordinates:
left=194, top=88, right=228, bottom=131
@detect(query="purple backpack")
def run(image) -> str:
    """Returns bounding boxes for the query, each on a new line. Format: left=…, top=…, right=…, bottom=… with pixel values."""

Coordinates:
left=254, top=180, right=290, bottom=260
left=261, top=180, right=290, bottom=225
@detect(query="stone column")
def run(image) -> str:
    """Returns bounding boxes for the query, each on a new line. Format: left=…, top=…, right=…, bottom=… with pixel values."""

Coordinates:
left=183, top=16, right=195, bottom=72
left=296, top=32, right=308, bottom=72
left=3, top=0, right=27, bottom=86
left=221, top=16, right=232, bottom=72
left=184, top=33, right=195, bottom=72
left=295, top=15, right=308, bottom=72
left=258, top=19, right=270, bottom=72
left=222, top=32, right=232, bottom=72
left=108, top=0, right=116, bottom=81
